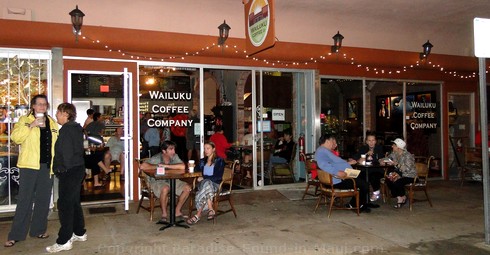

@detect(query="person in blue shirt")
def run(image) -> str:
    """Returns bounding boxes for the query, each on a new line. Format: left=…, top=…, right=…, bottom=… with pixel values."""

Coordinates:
left=315, top=134, right=373, bottom=213
left=144, top=127, right=161, bottom=157
left=187, top=141, right=225, bottom=224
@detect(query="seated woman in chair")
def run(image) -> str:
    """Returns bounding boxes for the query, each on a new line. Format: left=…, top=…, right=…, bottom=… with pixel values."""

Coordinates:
left=380, top=138, right=416, bottom=208
left=187, top=141, right=225, bottom=225
left=85, top=147, right=113, bottom=187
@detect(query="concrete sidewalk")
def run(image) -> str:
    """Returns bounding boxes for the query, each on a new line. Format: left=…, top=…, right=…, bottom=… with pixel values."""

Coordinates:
left=1, top=180, right=489, bottom=254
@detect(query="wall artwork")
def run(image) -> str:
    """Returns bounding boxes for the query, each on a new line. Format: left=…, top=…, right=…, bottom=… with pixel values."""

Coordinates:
left=347, top=99, right=359, bottom=119
left=377, top=97, right=390, bottom=118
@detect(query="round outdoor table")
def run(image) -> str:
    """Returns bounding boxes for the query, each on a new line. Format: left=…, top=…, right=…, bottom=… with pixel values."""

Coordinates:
left=149, top=171, right=202, bottom=231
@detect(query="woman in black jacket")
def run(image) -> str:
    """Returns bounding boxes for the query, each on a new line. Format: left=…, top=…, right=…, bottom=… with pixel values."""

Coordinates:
left=46, top=103, right=86, bottom=253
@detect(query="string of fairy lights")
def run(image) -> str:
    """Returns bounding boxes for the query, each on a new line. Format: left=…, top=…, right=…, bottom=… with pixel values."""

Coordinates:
left=80, top=34, right=489, bottom=80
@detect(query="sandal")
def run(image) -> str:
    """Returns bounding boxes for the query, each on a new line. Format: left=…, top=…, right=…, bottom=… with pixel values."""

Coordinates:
left=207, top=209, right=216, bottom=220
left=176, top=214, right=189, bottom=220
left=4, top=240, right=16, bottom=247
left=37, top=233, right=49, bottom=239
left=394, top=197, right=407, bottom=209
left=186, top=215, right=200, bottom=225
left=101, top=175, right=110, bottom=181
left=156, top=217, right=168, bottom=224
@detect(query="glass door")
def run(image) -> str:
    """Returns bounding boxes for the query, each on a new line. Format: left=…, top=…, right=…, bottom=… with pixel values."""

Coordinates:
left=68, top=70, right=132, bottom=205
left=253, top=70, right=297, bottom=187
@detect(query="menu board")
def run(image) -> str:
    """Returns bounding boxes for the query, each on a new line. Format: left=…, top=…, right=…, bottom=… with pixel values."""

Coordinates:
left=71, top=74, right=124, bottom=98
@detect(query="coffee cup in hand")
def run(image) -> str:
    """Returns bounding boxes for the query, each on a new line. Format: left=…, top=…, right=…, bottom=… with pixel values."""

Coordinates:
left=35, top=113, right=45, bottom=127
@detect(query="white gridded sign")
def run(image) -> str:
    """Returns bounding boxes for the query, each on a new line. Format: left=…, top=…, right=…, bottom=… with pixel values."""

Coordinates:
left=474, top=17, right=490, bottom=58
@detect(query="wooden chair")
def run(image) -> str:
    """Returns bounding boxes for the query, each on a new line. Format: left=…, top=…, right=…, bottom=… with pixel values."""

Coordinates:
left=135, top=158, right=160, bottom=221
left=301, top=152, right=320, bottom=200
left=271, top=143, right=296, bottom=184
left=460, top=147, right=483, bottom=186
left=314, top=170, right=359, bottom=218
left=213, top=165, right=238, bottom=224
left=256, top=148, right=272, bottom=184
left=379, top=166, right=391, bottom=203
left=405, top=156, right=434, bottom=211
left=109, top=160, right=121, bottom=182
left=188, top=160, right=239, bottom=223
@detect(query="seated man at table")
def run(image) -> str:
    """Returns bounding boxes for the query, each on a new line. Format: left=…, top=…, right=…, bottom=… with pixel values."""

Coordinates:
left=351, top=131, right=385, bottom=202
left=268, top=129, right=295, bottom=174
left=105, top=127, right=125, bottom=180
left=315, top=134, right=375, bottom=213
left=140, top=140, right=192, bottom=222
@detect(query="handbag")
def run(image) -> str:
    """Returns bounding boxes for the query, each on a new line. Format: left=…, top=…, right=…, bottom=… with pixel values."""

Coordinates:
left=387, top=171, right=401, bottom=182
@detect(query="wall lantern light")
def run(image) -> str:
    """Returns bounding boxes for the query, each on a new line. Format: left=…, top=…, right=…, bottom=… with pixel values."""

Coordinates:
left=69, top=5, right=85, bottom=42
left=331, top=31, right=344, bottom=53
left=419, top=40, right=433, bottom=60
left=218, top=20, right=231, bottom=46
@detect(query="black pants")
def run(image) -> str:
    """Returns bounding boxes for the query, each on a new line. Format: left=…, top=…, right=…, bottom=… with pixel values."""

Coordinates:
left=359, top=168, right=385, bottom=191
left=56, top=165, right=86, bottom=245
left=333, top=178, right=370, bottom=206
left=8, top=164, right=53, bottom=241
left=386, top=177, right=415, bottom=197
left=84, top=150, right=105, bottom=175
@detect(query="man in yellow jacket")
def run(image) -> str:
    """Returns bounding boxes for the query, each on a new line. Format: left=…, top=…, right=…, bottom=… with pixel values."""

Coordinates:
left=4, top=95, right=59, bottom=248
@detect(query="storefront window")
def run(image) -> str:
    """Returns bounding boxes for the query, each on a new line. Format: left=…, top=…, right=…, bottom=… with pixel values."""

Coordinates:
left=0, top=49, right=51, bottom=207
left=320, top=78, right=442, bottom=177
left=138, top=65, right=199, bottom=162
left=320, top=79, right=363, bottom=158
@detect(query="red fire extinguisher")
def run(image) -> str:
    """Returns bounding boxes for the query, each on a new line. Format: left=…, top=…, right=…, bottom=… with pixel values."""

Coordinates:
left=298, top=133, right=305, bottom=161
left=456, top=138, right=463, bottom=153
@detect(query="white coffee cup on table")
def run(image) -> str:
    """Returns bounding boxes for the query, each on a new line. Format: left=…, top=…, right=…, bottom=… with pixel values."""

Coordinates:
left=188, top=160, right=195, bottom=173
left=360, top=154, right=366, bottom=165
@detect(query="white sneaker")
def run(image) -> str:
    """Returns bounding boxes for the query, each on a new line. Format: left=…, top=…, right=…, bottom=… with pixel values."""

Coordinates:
left=71, top=233, right=87, bottom=242
left=370, top=191, right=380, bottom=202
left=46, top=240, right=73, bottom=253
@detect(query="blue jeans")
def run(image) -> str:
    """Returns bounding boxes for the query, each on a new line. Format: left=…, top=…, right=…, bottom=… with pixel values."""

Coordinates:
left=268, top=156, right=288, bottom=173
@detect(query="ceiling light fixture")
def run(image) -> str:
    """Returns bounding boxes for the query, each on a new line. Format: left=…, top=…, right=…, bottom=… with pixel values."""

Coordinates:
left=419, top=40, right=433, bottom=60
left=331, top=31, right=344, bottom=53
left=218, top=20, right=231, bottom=46
left=69, top=5, right=85, bottom=43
